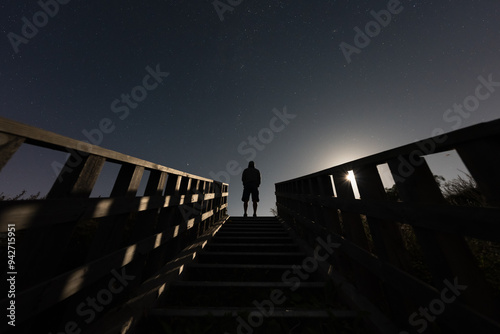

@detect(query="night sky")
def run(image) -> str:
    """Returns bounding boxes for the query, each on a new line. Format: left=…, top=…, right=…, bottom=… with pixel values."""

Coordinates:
left=1, top=0, right=499, bottom=216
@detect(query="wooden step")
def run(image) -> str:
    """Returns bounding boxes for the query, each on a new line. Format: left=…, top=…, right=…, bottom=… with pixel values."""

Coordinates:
left=151, top=307, right=359, bottom=318
left=228, top=216, right=278, bottom=222
left=215, top=231, right=290, bottom=237
left=219, top=227, right=285, bottom=232
left=205, top=243, right=300, bottom=253
left=197, top=251, right=307, bottom=265
left=135, top=216, right=369, bottom=334
left=212, top=236, right=295, bottom=244
left=144, top=307, right=365, bottom=334
left=163, top=281, right=332, bottom=308
left=183, top=263, right=299, bottom=282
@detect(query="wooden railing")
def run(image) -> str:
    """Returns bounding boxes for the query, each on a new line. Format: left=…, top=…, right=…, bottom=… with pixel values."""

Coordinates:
left=0, top=117, right=228, bottom=333
left=275, top=119, right=500, bottom=333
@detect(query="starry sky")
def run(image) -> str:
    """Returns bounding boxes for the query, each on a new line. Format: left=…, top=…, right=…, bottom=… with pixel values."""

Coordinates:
left=1, top=0, right=499, bottom=216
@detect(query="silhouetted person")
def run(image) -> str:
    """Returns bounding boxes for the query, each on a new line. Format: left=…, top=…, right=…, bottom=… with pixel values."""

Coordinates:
left=242, top=161, right=261, bottom=217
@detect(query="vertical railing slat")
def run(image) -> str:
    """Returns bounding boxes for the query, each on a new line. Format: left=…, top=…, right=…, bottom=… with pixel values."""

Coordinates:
left=331, top=170, right=384, bottom=305
left=316, top=174, right=343, bottom=235
left=0, top=133, right=25, bottom=172
left=355, top=164, right=412, bottom=270
left=355, top=164, right=417, bottom=323
left=456, top=137, right=500, bottom=207
left=332, top=171, right=370, bottom=250
left=127, top=170, right=168, bottom=244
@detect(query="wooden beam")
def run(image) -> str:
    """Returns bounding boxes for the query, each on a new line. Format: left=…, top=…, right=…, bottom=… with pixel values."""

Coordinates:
left=0, top=116, right=222, bottom=183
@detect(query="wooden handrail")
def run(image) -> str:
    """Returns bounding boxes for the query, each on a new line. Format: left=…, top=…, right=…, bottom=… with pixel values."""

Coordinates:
left=276, top=118, right=500, bottom=185
left=0, top=117, right=229, bottom=333
left=275, top=119, right=500, bottom=333
left=0, top=116, right=214, bottom=181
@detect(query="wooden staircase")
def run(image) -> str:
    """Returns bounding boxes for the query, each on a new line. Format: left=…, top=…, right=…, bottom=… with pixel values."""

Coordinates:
left=140, top=216, right=368, bottom=333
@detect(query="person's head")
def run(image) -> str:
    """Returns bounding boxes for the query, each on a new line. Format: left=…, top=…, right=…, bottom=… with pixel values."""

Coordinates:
left=248, top=161, right=255, bottom=168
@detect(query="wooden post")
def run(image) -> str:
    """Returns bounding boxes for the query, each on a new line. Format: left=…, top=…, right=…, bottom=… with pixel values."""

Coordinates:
left=127, top=170, right=168, bottom=244
left=332, top=169, right=384, bottom=305
left=355, top=164, right=417, bottom=323
left=312, top=174, right=352, bottom=282
left=308, top=177, right=326, bottom=228
left=213, top=181, right=223, bottom=225
left=456, top=136, right=500, bottom=207
left=316, top=174, right=343, bottom=235
left=332, top=171, right=370, bottom=251
left=355, top=164, right=412, bottom=271
left=47, top=153, right=106, bottom=198
left=0, top=133, right=25, bottom=172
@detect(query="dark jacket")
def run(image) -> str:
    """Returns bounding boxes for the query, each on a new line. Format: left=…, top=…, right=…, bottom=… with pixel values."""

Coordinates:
left=242, top=167, right=261, bottom=187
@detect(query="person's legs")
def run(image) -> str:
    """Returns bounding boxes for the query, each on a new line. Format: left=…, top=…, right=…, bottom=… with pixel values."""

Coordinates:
left=242, top=187, right=250, bottom=216
left=251, top=186, right=259, bottom=217
left=243, top=201, right=249, bottom=216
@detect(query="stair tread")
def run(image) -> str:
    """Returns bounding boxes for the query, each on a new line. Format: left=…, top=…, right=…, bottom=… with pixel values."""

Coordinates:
left=217, top=232, right=289, bottom=234
left=207, top=243, right=299, bottom=247
left=201, top=251, right=305, bottom=255
left=151, top=307, right=357, bottom=318
left=172, top=281, right=324, bottom=288
left=221, top=229, right=285, bottom=231
left=187, top=263, right=299, bottom=269
left=214, top=237, right=293, bottom=240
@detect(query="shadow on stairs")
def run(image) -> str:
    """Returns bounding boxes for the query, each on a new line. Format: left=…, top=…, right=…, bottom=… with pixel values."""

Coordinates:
left=137, top=216, right=373, bottom=333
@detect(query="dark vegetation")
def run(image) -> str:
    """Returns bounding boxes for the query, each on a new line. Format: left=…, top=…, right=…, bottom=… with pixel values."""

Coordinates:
left=0, top=189, right=41, bottom=201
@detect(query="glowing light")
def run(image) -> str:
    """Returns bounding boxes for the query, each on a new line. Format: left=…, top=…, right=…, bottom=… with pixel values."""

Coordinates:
left=346, top=170, right=356, bottom=183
